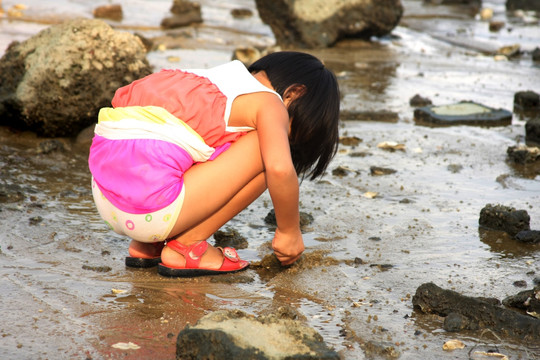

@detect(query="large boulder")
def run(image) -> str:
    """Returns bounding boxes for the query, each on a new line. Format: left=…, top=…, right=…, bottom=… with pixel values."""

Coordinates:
left=254, top=0, right=403, bottom=48
left=176, top=310, right=340, bottom=359
left=0, top=19, right=152, bottom=137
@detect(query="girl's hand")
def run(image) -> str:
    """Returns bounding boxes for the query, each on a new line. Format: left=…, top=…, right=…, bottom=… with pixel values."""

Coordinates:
left=272, top=227, right=305, bottom=266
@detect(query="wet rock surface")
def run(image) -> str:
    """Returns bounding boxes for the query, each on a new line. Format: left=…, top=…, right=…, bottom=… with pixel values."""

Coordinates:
left=254, top=0, right=403, bottom=48
left=479, top=203, right=530, bottom=237
left=176, top=310, right=340, bottom=359
left=413, top=283, right=540, bottom=341
left=413, top=102, right=513, bottom=127
left=0, top=19, right=151, bottom=137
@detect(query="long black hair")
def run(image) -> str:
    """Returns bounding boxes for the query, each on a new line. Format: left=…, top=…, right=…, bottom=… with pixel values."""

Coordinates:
left=248, top=51, right=340, bottom=180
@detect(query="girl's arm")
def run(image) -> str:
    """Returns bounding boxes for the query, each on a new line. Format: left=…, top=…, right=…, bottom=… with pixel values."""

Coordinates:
left=255, top=94, right=305, bottom=265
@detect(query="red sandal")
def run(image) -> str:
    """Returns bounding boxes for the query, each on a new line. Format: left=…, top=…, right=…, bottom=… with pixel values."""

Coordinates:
left=125, top=241, right=165, bottom=268
left=157, top=240, right=249, bottom=277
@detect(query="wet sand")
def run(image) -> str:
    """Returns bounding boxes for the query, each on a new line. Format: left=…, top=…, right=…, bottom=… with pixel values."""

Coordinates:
left=1, top=0, right=539, bottom=359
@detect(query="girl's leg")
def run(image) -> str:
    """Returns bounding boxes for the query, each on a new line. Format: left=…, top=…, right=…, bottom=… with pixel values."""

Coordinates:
left=162, top=131, right=267, bottom=269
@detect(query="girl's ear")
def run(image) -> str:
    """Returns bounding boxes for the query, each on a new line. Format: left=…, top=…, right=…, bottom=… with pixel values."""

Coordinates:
left=283, top=84, right=306, bottom=103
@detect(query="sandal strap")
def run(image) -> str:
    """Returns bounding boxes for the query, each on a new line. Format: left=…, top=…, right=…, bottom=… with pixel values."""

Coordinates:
left=166, top=240, right=209, bottom=269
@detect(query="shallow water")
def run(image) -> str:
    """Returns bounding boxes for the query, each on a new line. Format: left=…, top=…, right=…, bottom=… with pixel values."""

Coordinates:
left=1, top=0, right=540, bottom=359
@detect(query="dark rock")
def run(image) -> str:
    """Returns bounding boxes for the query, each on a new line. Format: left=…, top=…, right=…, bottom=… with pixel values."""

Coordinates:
left=515, top=230, right=540, bottom=244
left=489, top=21, right=505, bottom=32
left=409, top=94, right=432, bottom=107
left=93, top=4, right=123, bottom=21
left=161, top=0, right=202, bottom=29
left=412, top=282, right=540, bottom=341
left=514, top=90, right=540, bottom=110
left=254, top=0, right=403, bottom=48
left=213, top=227, right=248, bottom=249
left=506, top=0, right=540, bottom=12
left=414, top=101, right=512, bottom=127
left=533, top=47, right=540, bottom=62
left=507, top=145, right=540, bottom=164
left=264, top=209, right=314, bottom=228
left=0, top=19, right=151, bottom=137
left=176, top=310, right=340, bottom=360
left=503, top=286, right=540, bottom=315
left=231, top=8, right=253, bottom=19
left=370, top=166, right=397, bottom=175
left=514, top=280, right=528, bottom=288
left=479, top=203, right=530, bottom=237
left=28, top=216, right=43, bottom=225
left=526, top=118, right=540, bottom=146
left=339, top=136, right=362, bottom=147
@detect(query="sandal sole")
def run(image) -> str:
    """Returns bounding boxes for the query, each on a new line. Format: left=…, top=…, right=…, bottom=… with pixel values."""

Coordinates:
left=125, top=256, right=162, bottom=268
left=157, top=263, right=249, bottom=277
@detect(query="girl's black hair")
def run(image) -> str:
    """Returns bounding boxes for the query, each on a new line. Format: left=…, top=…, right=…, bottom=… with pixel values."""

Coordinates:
left=248, top=51, right=340, bottom=181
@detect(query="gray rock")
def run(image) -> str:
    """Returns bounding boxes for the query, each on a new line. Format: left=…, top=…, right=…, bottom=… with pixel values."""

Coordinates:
left=176, top=310, right=340, bottom=360
left=254, top=0, right=403, bottom=48
left=0, top=19, right=151, bottom=137
left=414, top=101, right=512, bottom=127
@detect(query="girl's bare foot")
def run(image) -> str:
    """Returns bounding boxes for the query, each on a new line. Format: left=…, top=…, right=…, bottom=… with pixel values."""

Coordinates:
left=128, top=240, right=164, bottom=259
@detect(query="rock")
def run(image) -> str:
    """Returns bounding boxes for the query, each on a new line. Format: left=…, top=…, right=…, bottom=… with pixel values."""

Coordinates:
left=414, top=101, right=512, bottom=127
left=339, top=136, right=362, bottom=146
left=502, top=286, right=540, bottom=315
left=514, top=90, right=540, bottom=111
left=176, top=310, right=340, bottom=360
left=506, top=0, right=540, bottom=12
left=254, top=0, right=403, bottom=48
left=479, top=204, right=530, bottom=237
left=507, top=145, right=540, bottom=164
left=213, top=227, right=249, bottom=249
left=370, top=166, right=397, bottom=175
left=161, top=0, right=202, bottom=29
left=489, top=21, right=505, bottom=32
left=264, top=209, right=314, bottom=228
left=93, top=4, right=123, bottom=21
left=232, top=47, right=262, bottom=67
left=515, top=230, right=540, bottom=244
left=231, top=8, right=253, bottom=19
left=526, top=118, right=540, bottom=145
left=533, top=47, right=540, bottom=62
left=409, top=94, right=432, bottom=107
left=0, top=19, right=151, bottom=137
left=497, top=44, right=520, bottom=58
left=412, top=282, right=540, bottom=341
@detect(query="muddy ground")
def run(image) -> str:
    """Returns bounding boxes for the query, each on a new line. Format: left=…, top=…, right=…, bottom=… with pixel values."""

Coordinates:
left=1, top=0, right=539, bottom=359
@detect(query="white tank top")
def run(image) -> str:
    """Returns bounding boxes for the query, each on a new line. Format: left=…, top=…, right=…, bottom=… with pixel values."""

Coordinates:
left=186, top=60, right=283, bottom=132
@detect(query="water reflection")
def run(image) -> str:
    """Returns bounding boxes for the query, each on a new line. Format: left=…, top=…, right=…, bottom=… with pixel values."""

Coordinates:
left=478, top=227, right=539, bottom=258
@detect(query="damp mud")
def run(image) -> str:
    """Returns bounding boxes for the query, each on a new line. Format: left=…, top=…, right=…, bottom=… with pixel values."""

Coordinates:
left=1, top=0, right=540, bottom=359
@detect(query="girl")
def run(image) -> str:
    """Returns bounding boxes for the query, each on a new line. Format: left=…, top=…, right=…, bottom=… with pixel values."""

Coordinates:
left=88, top=51, right=340, bottom=277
